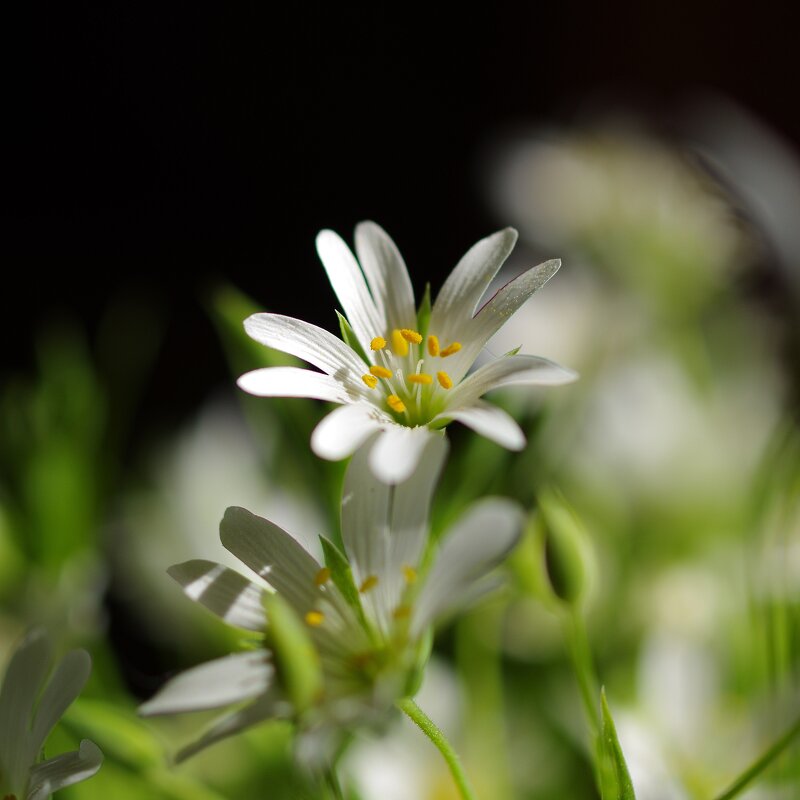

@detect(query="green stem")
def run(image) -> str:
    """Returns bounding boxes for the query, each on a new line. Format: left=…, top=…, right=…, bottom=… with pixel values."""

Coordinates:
left=566, top=610, right=600, bottom=738
left=564, top=609, right=604, bottom=792
left=712, top=715, right=800, bottom=800
left=397, top=697, right=478, bottom=800
left=321, top=767, right=345, bottom=800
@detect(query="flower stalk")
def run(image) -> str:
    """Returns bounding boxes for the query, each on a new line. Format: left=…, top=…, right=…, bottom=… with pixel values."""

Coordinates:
left=397, top=697, right=478, bottom=800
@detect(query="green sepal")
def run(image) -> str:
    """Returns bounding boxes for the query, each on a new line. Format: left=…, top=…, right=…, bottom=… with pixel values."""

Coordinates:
left=263, top=592, right=323, bottom=713
left=599, top=688, right=637, bottom=800
left=336, top=310, right=369, bottom=364
left=416, top=282, right=432, bottom=339
left=319, top=535, right=363, bottom=614
left=405, top=626, right=434, bottom=696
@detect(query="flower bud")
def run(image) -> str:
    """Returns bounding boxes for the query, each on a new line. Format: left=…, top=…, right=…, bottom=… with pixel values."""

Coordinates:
left=533, top=487, right=592, bottom=607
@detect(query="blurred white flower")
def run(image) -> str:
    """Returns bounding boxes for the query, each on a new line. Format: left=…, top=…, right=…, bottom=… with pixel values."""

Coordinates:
left=0, top=630, right=102, bottom=800
left=490, top=125, right=750, bottom=308
left=140, top=436, right=523, bottom=763
left=238, top=222, right=575, bottom=483
left=570, top=349, right=782, bottom=502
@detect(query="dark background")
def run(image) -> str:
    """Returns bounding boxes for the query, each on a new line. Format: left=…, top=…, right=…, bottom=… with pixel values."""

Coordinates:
left=4, top=1, right=799, bottom=431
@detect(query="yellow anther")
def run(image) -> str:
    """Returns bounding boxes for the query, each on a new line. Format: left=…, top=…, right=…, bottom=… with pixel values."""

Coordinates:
left=362, top=374, right=378, bottom=389
left=407, top=373, right=433, bottom=385
left=305, top=610, right=325, bottom=626
left=359, top=575, right=379, bottom=593
left=392, top=605, right=412, bottom=620
left=427, top=335, right=440, bottom=356
left=437, top=371, right=453, bottom=389
left=314, top=567, right=331, bottom=586
left=402, top=565, right=418, bottom=583
left=387, top=395, right=406, bottom=413
left=369, top=365, right=393, bottom=379
left=370, top=336, right=387, bottom=350
left=440, top=342, right=462, bottom=357
left=391, top=329, right=409, bottom=357
left=400, top=328, right=423, bottom=344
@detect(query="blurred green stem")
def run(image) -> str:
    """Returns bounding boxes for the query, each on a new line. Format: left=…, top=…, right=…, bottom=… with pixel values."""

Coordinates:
left=398, top=697, right=478, bottom=800
left=566, top=610, right=600, bottom=737
left=712, top=714, right=800, bottom=800
left=321, top=766, right=345, bottom=800
left=565, top=609, right=602, bottom=783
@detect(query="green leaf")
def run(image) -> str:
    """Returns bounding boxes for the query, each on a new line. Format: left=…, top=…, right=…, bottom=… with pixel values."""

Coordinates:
left=319, top=536, right=362, bottom=613
left=416, top=283, right=432, bottom=339
left=599, top=689, right=636, bottom=800
left=336, top=310, right=369, bottom=364
left=264, top=593, right=322, bottom=713
left=63, top=697, right=163, bottom=769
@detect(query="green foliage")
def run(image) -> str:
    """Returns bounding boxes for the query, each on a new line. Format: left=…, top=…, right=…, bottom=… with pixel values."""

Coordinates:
left=599, top=689, right=636, bottom=800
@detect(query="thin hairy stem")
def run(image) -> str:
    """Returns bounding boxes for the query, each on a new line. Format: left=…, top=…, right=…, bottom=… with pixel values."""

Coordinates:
left=397, top=697, right=478, bottom=800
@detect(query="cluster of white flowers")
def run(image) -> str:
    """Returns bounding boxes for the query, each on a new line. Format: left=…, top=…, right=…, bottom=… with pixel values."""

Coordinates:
left=140, top=222, right=574, bottom=776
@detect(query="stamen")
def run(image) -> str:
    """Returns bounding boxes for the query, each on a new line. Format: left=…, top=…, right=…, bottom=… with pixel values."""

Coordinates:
left=407, top=373, right=433, bottom=385
left=387, top=395, right=406, bottom=413
left=362, top=374, right=378, bottom=389
left=314, top=567, right=331, bottom=586
left=440, top=342, right=462, bottom=357
left=392, top=605, right=412, bottom=619
left=402, top=565, right=417, bottom=583
left=437, top=371, right=453, bottom=389
left=400, top=328, right=423, bottom=344
left=391, top=329, right=409, bottom=357
left=370, top=336, right=387, bottom=350
left=305, top=610, right=325, bottom=626
left=359, top=575, right=379, bottom=593
left=427, top=335, right=439, bottom=356
left=369, top=365, right=393, bottom=379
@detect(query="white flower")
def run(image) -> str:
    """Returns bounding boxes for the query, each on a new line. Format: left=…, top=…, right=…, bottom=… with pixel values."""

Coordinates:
left=238, top=222, right=576, bottom=483
left=0, top=630, right=103, bottom=800
left=139, top=435, right=523, bottom=762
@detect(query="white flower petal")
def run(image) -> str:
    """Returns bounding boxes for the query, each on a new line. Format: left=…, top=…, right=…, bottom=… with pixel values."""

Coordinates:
left=168, top=560, right=266, bottom=631
left=316, top=229, right=384, bottom=349
left=464, top=258, right=562, bottom=358
left=444, top=354, right=577, bottom=411
left=0, top=630, right=52, bottom=792
left=237, top=366, right=364, bottom=403
left=386, top=434, right=449, bottom=578
left=138, top=652, right=273, bottom=716
left=27, top=740, right=103, bottom=800
left=429, top=227, right=518, bottom=333
left=29, top=650, right=91, bottom=762
left=355, top=221, right=416, bottom=332
left=412, top=498, right=523, bottom=634
left=341, top=434, right=447, bottom=628
left=311, top=404, right=386, bottom=462
left=243, top=313, right=366, bottom=376
left=176, top=689, right=284, bottom=763
left=368, top=424, right=434, bottom=485
left=219, top=506, right=322, bottom=617
left=443, top=401, right=526, bottom=451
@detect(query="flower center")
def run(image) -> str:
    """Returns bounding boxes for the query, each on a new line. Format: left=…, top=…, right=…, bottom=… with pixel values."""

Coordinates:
left=360, top=328, right=461, bottom=426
